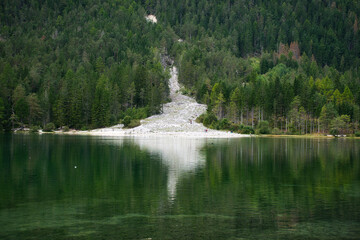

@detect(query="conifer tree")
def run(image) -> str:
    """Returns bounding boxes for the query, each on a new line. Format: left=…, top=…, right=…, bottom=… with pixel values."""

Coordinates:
left=92, top=75, right=111, bottom=128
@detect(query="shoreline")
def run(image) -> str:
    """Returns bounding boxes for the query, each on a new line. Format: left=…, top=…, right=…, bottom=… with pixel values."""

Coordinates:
left=59, top=129, right=250, bottom=139
left=10, top=130, right=360, bottom=139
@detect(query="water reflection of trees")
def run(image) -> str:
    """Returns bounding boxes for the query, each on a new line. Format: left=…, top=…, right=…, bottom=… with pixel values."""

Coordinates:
left=0, top=135, right=169, bottom=215
left=175, top=138, right=360, bottom=231
left=1, top=135, right=360, bottom=239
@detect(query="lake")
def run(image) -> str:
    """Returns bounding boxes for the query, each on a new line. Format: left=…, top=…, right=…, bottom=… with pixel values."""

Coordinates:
left=0, top=134, right=359, bottom=239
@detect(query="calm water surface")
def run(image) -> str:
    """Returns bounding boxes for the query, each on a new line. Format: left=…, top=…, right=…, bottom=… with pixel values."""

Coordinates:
left=0, top=134, right=359, bottom=239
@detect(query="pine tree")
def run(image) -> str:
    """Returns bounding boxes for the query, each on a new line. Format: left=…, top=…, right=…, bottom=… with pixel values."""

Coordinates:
left=53, top=80, right=69, bottom=127
left=92, top=75, right=111, bottom=128
left=342, top=86, right=354, bottom=104
left=12, top=85, right=28, bottom=125
left=332, top=89, right=342, bottom=107
left=228, top=87, right=241, bottom=123
left=127, top=82, right=136, bottom=108
left=213, top=92, right=226, bottom=119
left=27, top=93, right=42, bottom=125
left=319, top=103, right=338, bottom=132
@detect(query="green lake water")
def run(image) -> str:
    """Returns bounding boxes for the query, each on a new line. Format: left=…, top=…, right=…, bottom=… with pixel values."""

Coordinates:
left=0, top=134, right=359, bottom=239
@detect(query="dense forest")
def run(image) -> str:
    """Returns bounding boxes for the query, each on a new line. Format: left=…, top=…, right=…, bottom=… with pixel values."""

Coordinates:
left=0, top=0, right=172, bottom=130
left=1, top=0, right=360, bottom=135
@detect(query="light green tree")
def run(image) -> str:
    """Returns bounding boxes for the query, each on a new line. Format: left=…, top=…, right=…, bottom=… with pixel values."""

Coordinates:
left=213, top=92, right=226, bottom=119
left=332, top=89, right=342, bottom=106
left=342, top=86, right=354, bottom=104
left=319, top=103, right=338, bottom=132
left=330, top=115, right=350, bottom=135
left=228, top=87, right=241, bottom=123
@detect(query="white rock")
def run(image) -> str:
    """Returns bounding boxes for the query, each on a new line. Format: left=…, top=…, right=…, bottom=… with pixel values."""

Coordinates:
left=145, top=15, right=157, bottom=23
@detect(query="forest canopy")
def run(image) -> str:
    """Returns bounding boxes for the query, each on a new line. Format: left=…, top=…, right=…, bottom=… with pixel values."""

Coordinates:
left=0, top=0, right=359, bottom=134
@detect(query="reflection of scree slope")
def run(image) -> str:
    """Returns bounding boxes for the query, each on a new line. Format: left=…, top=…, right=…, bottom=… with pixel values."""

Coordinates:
left=133, top=137, right=206, bottom=200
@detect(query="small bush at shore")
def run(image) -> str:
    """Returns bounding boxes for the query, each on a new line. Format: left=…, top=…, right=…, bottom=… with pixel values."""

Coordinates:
left=119, top=113, right=142, bottom=129
left=240, top=125, right=254, bottom=134
left=197, top=112, right=255, bottom=134
left=127, top=119, right=141, bottom=128
left=219, top=118, right=230, bottom=130
left=123, top=116, right=132, bottom=127
left=330, top=128, right=339, bottom=136
left=120, top=107, right=148, bottom=121
left=272, top=128, right=282, bottom=135
left=203, top=113, right=217, bottom=127
left=43, top=123, right=55, bottom=132
left=30, top=125, right=41, bottom=133
left=229, top=123, right=239, bottom=132
left=196, top=114, right=205, bottom=123
left=256, top=121, right=270, bottom=134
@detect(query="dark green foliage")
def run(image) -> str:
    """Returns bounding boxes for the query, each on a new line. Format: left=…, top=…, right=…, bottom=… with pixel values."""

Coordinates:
left=272, top=128, right=281, bottom=135
left=122, top=108, right=148, bottom=121
left=0, top=0, right=169, bottom=130
left=127, top=119, right=141, bottom=129
left=203, top=112, right=217, bottom=127
left=27, top=93, right=42, bottom=126
left=0, top=98, right=4, bottom=130
left=123, top=115, right=140, bottom=129
left=123, top=116, right=132, bottom=127
left=14, top=98, right=29, bottom=125
left=239, top=126, right=255, bottom=134
left=164, top=0, right=360, bottom=135
left=1, top=0, right=359, bottom=134
left=62, top=126, right=70, bottom=132
left=218, top=118, right=230, bottom=130
left=288, top=123, right=299, bottom=135
left=81, top=126, right=89, bottom=131
left=43, top=123, right=55, bottom=132
left=330, top=128, right=339, bottom=137
left=257, top=121, right=270, bottom=134
left=177, top=48, right=360, bottom=134
left=92, top=75, right=111, bottom=128
left=355, top=131, right=360, bottom=137
left=228, top=123, right=240, bottom=132
left=157, top=0, right=360, bottom=69
left=196, top=113, right=205, bottom=123
left=30, top=125, right=41, bottom=133
left=210, top=121, right=219, bottom=130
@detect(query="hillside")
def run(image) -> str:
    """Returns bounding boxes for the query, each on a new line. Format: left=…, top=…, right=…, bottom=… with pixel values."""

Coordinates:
left=1, top=0, right=360, bottom=135
left=0, top=0, right=173, bottom=130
